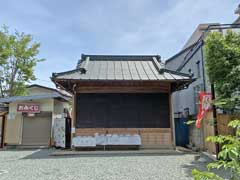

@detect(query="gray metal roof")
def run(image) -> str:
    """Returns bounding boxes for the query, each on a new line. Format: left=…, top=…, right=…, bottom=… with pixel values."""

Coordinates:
left=53, top=55, right=191, bottom=81
left=0, top=92, right=70, bottom=103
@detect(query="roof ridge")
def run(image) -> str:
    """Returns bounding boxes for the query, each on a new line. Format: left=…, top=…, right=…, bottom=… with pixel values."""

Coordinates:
left=27, top=84, right=57, bottom=92
left=81, top=54, right=161, bottom=61
left=52, top=69, right=79, bottom=76
left=83, top=54, right=159, bottom=56
left=76, top=54, right=162, bottom=69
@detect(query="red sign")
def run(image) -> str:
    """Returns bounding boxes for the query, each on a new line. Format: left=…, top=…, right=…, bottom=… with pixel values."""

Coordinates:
left=196, top=92, right=212, bottom=128
left=17, top=104, right=40, bottom=113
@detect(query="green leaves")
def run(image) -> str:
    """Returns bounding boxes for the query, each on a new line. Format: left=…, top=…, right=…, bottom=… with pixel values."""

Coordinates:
left=204, top=30, right=240, bottom=99
left=193, top=119, right=240, bottom=179
left=185, top=120, right=196, bottom=125
left=193, top=29, right=240, bottom=180
left=213, top=96, right=240, bottom=112
left=228, top=120, right=240, bottom=129
left=192, top=169, right=223, bottom=180
left=0, top=25, right=44, bottom=97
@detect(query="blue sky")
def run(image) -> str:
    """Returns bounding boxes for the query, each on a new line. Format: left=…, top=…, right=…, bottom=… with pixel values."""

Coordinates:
left=0, top=0, right=239, bottom=87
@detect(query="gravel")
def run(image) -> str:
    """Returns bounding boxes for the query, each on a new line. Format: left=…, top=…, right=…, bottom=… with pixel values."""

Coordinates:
left=0, top=149, right=228, bottom=180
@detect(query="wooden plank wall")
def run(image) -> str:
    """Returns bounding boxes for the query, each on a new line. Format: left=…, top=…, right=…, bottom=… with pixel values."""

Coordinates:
left=203, top=113, right=240, bottom=154
left=217, top=114, right=236, bottom=136
left=72, top=82, right=173, bottom=149
left=75, top=128, right=172, bottom=148
left=74, top=81, right=171, bottom=93
left=76, top=85, right=170, bottom=93
left=203, top=112, right=216, bottom=154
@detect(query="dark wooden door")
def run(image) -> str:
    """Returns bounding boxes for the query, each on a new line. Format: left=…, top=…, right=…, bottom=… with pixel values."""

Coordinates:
left=76, top=93, right=170, bottom=128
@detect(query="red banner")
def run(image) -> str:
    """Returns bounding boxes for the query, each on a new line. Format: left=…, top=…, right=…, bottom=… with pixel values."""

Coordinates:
left=196, top=92, right=212, bottom=128
left=17, top=103, right=40, bottom=113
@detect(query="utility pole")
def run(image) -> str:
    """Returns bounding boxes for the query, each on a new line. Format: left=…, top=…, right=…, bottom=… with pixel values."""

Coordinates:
left=211, top=83, right=219, bottom=156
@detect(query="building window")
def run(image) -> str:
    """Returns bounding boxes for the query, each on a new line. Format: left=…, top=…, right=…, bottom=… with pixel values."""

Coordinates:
left=184, top=108, right=189, bottom=117
left=188, top=68, right=192, bottom=74
left=188, top=68, right=194, bottom=77
left=196, top=61, right=201, bottom=78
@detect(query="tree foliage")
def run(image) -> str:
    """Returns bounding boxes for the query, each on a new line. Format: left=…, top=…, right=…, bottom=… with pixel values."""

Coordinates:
left=204, top=30, right=240, bottom=99
left=0, top=25, right=44, bottom=97
left=192, top=30, right=240, bottom=180
left=192, top=118, right=240, bottom=180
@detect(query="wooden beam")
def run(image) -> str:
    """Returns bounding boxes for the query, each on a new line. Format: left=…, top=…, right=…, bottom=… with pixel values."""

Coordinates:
left=54, top=79, right=189, bottom=94
left=76, top=86, right=170, bottom=93
left=169, top=92, right=176, bottom=147
left=71, top=93, right=77, bottom=139
left=73, top=81, right=171, bottom=93
left=75, top=128, right=172, bottom=135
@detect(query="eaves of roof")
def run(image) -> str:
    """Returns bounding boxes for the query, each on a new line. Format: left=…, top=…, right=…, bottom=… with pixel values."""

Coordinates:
left=0, top=92, right=70, bottom=104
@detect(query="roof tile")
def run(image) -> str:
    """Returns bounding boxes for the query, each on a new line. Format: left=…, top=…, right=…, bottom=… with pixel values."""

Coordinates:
left=53, top=55, right=191, bottom=81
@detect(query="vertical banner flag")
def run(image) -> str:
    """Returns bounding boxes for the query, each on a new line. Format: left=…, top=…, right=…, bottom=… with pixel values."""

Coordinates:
left=196, top=92, right=212, bottom=128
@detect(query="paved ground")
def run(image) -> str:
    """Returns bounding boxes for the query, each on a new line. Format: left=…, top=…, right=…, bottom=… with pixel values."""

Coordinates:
left=0, top=149, right=229, bottom=180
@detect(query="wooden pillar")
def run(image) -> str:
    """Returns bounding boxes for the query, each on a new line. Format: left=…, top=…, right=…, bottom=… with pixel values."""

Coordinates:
left=0, top=115, right=6, bottom=148
left=169, top=92, right=176, bottom=147
left=72, top=93, right=77, bottom=137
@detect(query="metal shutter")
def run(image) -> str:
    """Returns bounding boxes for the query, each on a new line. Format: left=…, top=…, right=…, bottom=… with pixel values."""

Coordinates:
left=22, top=114, right=52, bottom=146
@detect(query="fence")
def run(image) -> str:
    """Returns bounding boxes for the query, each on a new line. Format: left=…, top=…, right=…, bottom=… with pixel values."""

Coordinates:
left=203, top=112, right=216, bottom=154
left=203, top=113, right=239, bottom=155
left=217, top=114, right=236, bottom=135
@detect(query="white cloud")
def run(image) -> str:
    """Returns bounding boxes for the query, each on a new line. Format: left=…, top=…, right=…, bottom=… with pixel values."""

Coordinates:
left=105, top=0, right=239, bottom=58
left=0, top=0, right=239, bottom=87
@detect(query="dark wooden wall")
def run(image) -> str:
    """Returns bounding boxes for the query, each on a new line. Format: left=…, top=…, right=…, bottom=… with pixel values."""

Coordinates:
left=76, top=93, right=170, bottom=128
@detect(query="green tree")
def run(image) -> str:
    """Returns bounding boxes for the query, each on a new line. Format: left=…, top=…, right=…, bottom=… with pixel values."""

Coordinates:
left=0, top=25, right=44, bottom=97
left=205, top=30, right=240, bottom=99
left=192, top=30, right=240, bottom=179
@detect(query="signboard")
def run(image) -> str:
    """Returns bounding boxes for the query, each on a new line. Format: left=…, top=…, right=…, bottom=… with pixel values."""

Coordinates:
left=72, top=134, right=141, bottom=147
left=17, top=103, right=40, bottom=113
left=196, top=92, right=212, bottom=128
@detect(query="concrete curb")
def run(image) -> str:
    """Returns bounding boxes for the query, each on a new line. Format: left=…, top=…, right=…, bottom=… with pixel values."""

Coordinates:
left=200, top=151, right=217, bottom=161
left=51, top=149, right=184, bottom=156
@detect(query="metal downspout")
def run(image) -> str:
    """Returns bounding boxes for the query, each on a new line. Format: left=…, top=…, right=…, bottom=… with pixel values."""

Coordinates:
left=200, top=43, right=206, bottom=92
